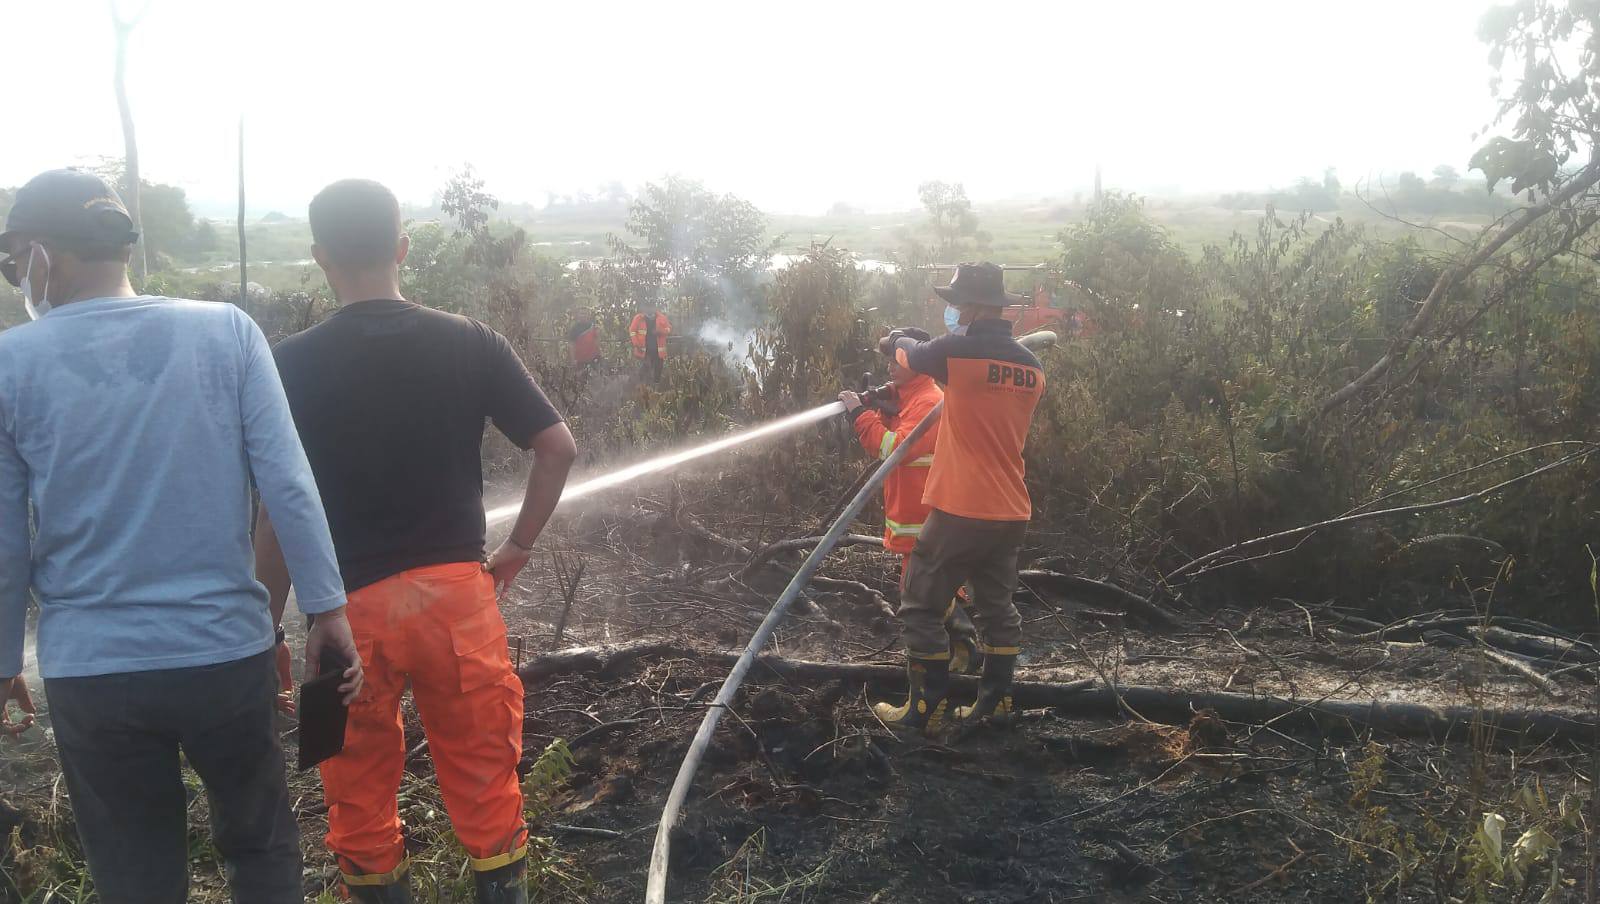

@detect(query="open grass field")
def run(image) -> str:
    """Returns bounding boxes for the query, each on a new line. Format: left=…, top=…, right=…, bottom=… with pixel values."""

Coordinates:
left=177, top=196, right=1496, bottom=297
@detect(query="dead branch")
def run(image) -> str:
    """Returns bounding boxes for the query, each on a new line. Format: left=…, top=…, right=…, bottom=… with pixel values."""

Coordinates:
left=738, top=534, right=884, bottom=580
left=570, top=718, right=645, bottom=749
left=1225, top=839, right=1306, bottom=897
left=1322, top=157, right=1600, bottom=414
left=1355, top=178, right=1472, bottom=249
left=1547, top=660, right=1600, bottom=680
left=1479, top=646, right=1564, bottom=700
left=1337, top=441, right=1593, bottom=518
left=1162, top=443, right=1599, bottom=589
left=550, top=551, right=585, bottom=648
left=548, top=823, right=626, bottom=840
left=673, top=509, right=751, bottom=558
left=1471, top=625, right=1599, bottom=664
left=805, top=576, right=896, bottom=620
left=1342, top=613, right=1589, bottom=650
left=1018, top=569, right=1185, bottom=631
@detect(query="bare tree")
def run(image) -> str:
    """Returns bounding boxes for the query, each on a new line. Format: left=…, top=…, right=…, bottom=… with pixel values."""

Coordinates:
left=111, top=0, right=152, bottom=283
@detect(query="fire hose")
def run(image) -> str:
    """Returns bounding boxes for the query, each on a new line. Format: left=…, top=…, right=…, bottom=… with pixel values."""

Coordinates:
left=643, top=330, right=1056, bottom=903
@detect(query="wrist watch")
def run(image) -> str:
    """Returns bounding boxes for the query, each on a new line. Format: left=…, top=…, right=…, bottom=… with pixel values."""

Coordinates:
left=274, top=625, right=287, bottom=646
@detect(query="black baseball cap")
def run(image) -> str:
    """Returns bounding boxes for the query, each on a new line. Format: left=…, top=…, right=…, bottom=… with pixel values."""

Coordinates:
left=0, top=169, right=139, bottom=251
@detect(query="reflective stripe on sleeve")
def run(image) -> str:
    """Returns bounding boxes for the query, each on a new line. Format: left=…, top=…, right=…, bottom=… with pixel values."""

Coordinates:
left=885, top=517, right=924, bottom=538
left=878, top=431, right=898, bottom=460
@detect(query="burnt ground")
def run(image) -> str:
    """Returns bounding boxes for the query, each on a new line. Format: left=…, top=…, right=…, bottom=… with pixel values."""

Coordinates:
left=3, top=492, right=1598, bottom=903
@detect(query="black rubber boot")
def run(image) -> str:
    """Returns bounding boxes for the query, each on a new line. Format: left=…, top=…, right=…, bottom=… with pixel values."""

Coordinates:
left=871, top=657, right=951, bottom=734
left=347, top=880, right=414, bottom=904
left=473, top=861, right=529, bottom=904
left=956, top=653, right=1017, bottom=724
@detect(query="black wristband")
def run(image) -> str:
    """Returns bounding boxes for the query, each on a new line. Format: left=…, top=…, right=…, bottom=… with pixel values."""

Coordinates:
left=274, top=625, right=286, bottom=646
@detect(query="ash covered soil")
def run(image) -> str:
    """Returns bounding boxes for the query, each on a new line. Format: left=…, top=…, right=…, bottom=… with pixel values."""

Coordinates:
left=3, top=497, right=1596, bottom=902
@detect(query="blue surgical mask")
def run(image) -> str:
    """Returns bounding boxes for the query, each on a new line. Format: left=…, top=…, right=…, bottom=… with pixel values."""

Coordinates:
left=944, top=304, right=966, bottom=336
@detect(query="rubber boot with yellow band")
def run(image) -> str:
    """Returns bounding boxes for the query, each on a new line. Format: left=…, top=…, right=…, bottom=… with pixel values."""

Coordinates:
left=956, top=652, right=1017, bottom=724
left=473, top=860, right=528, bottom=903
left=346, top=877, right=413, bottom=903
left=872, top=657, right=951, bottom=734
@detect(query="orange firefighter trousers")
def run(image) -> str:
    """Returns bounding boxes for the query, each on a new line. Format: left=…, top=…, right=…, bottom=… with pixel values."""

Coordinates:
left=320, top=562, right=527, bottom=884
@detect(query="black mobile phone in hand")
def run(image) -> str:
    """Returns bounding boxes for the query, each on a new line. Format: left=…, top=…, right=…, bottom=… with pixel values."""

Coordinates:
left=297, top=648, right=350, bottom=771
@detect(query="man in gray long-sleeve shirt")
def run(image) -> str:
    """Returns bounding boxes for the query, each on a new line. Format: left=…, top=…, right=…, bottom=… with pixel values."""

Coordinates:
left=0, top=169, right=364, bottom=903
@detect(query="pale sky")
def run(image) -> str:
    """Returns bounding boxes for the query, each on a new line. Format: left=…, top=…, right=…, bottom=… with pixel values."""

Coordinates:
left=4, top=0, right=1505, bottom=216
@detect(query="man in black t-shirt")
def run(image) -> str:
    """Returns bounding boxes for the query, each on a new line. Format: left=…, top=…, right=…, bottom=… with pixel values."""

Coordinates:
left=254, top=179, right=576, bottom=904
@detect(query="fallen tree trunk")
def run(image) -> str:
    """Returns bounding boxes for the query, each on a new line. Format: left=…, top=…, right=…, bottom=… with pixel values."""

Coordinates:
left=515, top=640, right=1093, bottom=703
left=517, top=641, right=686, bottom=681
left=518, top=643, right=1596, bottom=743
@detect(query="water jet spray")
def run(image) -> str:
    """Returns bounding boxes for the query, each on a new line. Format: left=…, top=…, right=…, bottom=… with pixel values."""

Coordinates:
left=485, top=401, right=847, bottom=525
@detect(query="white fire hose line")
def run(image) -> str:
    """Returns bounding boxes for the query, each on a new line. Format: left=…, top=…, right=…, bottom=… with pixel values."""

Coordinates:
left=485, top=402, right=848, bottom=527
left=643, top=330, right=1056, bottom=904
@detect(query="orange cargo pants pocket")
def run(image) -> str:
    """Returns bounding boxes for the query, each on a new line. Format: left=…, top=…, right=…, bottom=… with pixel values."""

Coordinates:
left=448, top=588, right=512, bottom=693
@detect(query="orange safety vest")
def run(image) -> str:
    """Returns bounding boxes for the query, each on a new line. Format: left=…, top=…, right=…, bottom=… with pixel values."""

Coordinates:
left=851, top=373, right=942, bottom=554
left=629, top=312, right=671, bottom=360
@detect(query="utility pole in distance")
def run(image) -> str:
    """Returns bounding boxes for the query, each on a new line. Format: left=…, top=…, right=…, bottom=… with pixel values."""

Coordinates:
left=238, top=117, right=248, bottom=315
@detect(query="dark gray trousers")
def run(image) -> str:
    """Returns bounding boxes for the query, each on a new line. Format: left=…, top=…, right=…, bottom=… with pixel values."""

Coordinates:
left=44, top=649, right=303, bottom=904
left=901, top=509, right=1028, bottom=658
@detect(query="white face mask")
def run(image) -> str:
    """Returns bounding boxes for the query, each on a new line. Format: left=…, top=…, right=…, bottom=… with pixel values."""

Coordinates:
left=21, top=243, right=50, bottom=320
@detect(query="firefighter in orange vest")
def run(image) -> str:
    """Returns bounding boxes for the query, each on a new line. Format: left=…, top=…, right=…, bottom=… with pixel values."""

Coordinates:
left=838, top=328, right=981, bottom=673
left=874, top=262, right=1046, bottom=734
left=629, top=310, right=671, bottom=382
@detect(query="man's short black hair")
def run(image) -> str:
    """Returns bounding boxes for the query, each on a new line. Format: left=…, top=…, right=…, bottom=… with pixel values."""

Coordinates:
left=309, top=179, right=401, bottom=268
left=56, top=239, right=134, bottom=263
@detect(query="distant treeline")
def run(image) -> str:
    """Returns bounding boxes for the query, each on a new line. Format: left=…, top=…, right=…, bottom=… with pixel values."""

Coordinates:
left=1219, top=166, right=1511, bottom=216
